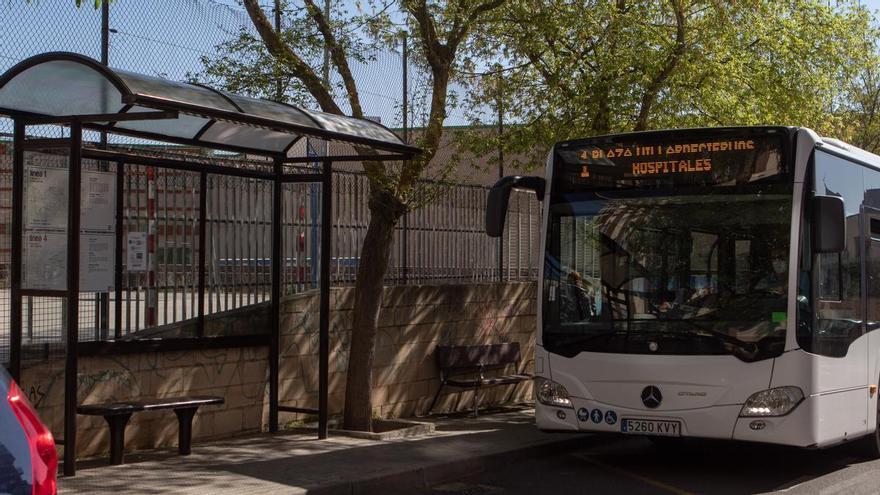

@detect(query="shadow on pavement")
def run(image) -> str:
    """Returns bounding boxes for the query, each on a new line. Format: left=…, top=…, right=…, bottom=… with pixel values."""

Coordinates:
left=61, top=408, right=586, bottom=495
left=500, top=436, right=876, bottom=495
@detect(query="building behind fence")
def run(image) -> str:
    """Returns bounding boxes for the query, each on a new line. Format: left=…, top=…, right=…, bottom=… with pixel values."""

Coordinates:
left=0, top=0, right=542, bottom=366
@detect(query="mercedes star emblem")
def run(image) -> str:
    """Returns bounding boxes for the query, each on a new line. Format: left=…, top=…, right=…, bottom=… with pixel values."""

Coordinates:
left=641, top=385, right=662, bottom=408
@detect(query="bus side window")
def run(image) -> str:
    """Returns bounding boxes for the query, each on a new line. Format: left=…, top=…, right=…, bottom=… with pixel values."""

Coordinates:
left=816, top=252, right=842, bottom=301
left=811, top=151, right=864, bottom=356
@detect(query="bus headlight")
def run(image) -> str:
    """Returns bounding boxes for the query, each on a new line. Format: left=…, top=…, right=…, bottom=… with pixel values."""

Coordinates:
left=740, top=386, right=804, bottom=417
left=535, top=377, right=573, bottom=408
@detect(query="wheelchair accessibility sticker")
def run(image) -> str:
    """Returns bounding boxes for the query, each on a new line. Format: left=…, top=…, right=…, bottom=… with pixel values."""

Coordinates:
left=604, top=410, right=617, bottom=425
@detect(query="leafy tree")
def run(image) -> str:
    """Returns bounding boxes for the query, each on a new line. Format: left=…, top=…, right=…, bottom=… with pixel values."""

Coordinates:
left=841, top=51, right=880, bottom=154
left=196, top=0, right=503, bottom=432
left=461, top=0, right=878, bottom=169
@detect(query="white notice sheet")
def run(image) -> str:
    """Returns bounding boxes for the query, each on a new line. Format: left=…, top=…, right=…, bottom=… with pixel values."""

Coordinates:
left=24, top=166, right=68, bottom=231
left=127, top=232, right=148, bottom=272
left=23, top=231, right=67, bottom=290
left=80, top=233, right=115, bottom=292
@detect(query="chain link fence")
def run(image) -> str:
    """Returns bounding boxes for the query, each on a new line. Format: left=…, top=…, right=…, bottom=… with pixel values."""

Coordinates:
left=0, top=0, right=541, bottom=366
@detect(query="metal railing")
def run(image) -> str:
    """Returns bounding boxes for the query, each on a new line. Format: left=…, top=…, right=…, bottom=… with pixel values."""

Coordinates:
left=0, top=149, right=540, bottom=365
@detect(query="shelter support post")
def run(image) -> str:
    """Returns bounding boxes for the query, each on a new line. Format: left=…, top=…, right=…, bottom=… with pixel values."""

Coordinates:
left=198, top=172, right=207, bottom=337
left=114, top=160, right=123, bottom=339
left=64, top=121, right=83, bottom=476
left=401, top=31, right=409, bottom=284
left=319, top=158, right=331, bottom=439
left=269, top=158, right=282, bottom=433
left=9, top=120, right=23, bottom=382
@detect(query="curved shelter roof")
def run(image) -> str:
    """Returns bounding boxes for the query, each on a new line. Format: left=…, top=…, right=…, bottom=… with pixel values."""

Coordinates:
left=0, top=52, right=418, bottom=157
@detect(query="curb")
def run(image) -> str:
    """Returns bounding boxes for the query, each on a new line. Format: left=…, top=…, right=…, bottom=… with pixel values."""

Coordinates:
left=307, top=433, right=590, bottom=495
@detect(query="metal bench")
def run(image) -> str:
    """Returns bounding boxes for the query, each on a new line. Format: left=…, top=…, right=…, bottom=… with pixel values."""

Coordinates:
left=427, top=343, right=531, bottom=416
left=77, top=396, right=224, bottom=465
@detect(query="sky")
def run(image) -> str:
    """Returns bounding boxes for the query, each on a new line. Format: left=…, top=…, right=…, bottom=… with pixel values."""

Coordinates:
left=3, top=0, right=880, bottom=136
left=0, top=0, right=427, bottom=132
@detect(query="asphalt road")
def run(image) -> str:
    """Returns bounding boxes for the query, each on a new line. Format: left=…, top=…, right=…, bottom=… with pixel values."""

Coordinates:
left=417, top=435, right=880, bottom=495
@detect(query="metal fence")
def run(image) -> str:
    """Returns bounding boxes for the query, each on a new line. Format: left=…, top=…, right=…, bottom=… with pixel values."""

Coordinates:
left=0, top=145, right=540, bottom=366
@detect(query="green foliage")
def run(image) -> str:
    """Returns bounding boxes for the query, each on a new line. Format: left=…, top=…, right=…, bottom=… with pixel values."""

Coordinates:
left=460, top=0, right=879, bottom=170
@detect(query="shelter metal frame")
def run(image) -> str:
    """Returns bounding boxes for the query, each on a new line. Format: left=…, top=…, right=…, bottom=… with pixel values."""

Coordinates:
left=0, top=53, right=419, bottom=477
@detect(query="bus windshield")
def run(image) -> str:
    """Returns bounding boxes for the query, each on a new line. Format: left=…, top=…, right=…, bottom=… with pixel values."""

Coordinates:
left=543, top=130, right=793, bottom=362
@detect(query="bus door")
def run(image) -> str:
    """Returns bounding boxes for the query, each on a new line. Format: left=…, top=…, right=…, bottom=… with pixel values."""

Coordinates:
left=863, top=207, right=880, bottom=426
left=811, top=151, right=868, bottom=441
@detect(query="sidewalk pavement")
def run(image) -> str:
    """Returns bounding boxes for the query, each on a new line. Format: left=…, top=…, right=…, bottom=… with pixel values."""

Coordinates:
left=59, top=408, right=589, bottom=495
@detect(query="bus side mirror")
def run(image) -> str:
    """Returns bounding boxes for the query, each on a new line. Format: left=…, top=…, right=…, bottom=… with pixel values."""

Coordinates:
left=812, top=195, right=845, bottom=253
left=486, top=176, right=546, bottom=237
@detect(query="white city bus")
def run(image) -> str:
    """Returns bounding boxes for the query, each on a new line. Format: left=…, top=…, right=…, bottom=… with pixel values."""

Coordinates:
left=486, top=126, right=880, bottom=453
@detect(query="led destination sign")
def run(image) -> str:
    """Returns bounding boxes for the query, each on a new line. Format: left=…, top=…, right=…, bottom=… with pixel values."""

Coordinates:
left=556, top=133, right=786, bottom=191
left=582, top=140, right=756, bottom=177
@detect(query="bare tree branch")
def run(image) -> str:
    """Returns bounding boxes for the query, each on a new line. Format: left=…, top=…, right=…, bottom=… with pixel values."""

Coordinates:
left=241, top=0, right=342, bottom=114
left=399, top=0, right=505, bottom=200
left=303, top=0, right=364, bottom=118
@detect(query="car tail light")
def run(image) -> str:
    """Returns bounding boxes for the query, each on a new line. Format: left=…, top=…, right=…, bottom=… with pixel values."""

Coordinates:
left=7, top=380, right=57, bottom=495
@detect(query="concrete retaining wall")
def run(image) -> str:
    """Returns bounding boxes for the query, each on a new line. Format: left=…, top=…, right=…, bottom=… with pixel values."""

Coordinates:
left=19, top=281, right=536, bottom=458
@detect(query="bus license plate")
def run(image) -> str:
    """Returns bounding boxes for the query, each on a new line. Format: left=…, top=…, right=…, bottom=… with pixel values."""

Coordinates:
left=620, top=419, right=681, bottom=437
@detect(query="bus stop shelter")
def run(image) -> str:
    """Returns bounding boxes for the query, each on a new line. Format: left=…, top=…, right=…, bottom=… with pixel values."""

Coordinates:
left=0, top=52, right=419, bottom=475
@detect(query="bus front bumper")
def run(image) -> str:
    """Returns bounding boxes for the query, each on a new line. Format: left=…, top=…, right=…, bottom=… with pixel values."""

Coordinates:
left=535, top=396, right=817, bottom=447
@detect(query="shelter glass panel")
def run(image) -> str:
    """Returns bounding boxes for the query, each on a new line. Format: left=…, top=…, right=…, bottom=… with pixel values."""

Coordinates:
left=200, top=122, right=294, bottom=153
left=119, top=164, right=197, bottom=338
left=0, top=60, right=124, bottom=116
left=115, top=70, right=239, bottom=113
left=220, top=92, right=316, bottom=128
left=206, top=174, right=273, bottom=331
left=0, top=145, right=9, bottom=367
left=298, top=109, right=402, bottom=146
left=115, top=106, right=210, bottom=139
left=282, top=182, right=322, bottom=295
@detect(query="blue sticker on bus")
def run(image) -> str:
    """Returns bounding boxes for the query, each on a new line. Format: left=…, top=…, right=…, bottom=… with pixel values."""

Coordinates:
left=590, top=409, right=603, bottom=424
left=577, top=408, right=589, bottom=422
left=604, top=410, right=617, bottom=425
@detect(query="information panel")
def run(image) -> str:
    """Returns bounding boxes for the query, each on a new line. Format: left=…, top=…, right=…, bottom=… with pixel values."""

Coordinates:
left=23, top=231, right=67, bottom=291
left=79, top=170, right=116, bottom=292
left=24, top=166, right=68, bottom=231
left=22, top=165, right=117, bottom=292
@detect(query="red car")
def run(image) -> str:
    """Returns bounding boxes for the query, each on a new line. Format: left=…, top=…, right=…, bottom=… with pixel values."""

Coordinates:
left=0, top=366, right=57, bottom=495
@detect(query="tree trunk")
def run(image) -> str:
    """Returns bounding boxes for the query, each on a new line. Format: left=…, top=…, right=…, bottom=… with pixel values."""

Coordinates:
left=343, top=192, right=402, bottom=431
